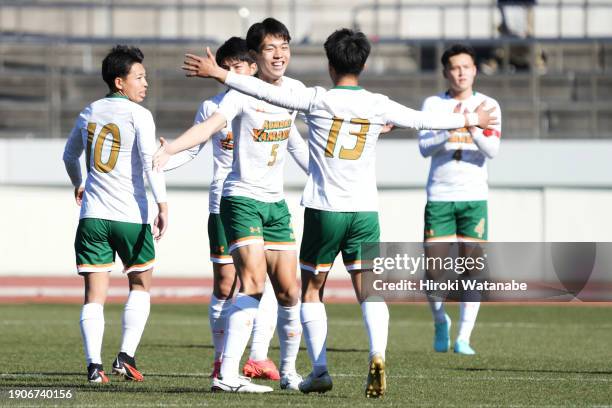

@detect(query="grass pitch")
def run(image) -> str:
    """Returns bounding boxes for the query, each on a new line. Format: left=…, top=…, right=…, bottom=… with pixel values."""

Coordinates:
left=1, top=303, right=611, bottom=407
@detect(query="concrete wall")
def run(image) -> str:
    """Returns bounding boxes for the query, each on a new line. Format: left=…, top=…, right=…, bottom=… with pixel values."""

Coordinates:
left=1, top=139, right=611, bottom=278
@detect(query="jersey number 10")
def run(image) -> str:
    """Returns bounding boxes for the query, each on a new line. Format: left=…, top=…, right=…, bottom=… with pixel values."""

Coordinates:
left=86, top=122, right=121, bottom=173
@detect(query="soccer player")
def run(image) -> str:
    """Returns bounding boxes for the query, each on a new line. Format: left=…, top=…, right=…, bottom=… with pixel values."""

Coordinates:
left=162, top=37, right=307, bottom=381
left=155, top=18, right=308, bottom=393
left=418, top=44, right=501, bottom=355
left=62, top=45, right=168, bottom=383
left=179, top=29, right=498, bottom=398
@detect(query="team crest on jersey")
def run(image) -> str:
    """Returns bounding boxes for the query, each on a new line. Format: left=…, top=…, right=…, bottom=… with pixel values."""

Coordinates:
left=251, top=119, right=292, bottom=143
left=448, top=128, right=473, bottom=144
left=219, top=132, right=233, bottom=151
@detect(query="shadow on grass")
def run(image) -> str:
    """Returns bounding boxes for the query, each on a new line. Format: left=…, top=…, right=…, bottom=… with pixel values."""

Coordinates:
left=147, top=344, right=368, bottom=353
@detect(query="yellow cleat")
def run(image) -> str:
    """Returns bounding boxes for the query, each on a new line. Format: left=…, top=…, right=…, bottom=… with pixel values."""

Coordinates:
left=365, top=353, right=386, bottom=398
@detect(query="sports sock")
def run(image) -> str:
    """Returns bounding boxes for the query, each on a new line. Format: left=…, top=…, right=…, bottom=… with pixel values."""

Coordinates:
left=277, top=302, right=302, bottom=376
left=220, top=293, right=259, bottom=379
left=457, top=301, right=480, bottom=343
left=209, top=294, right=231, bottom=361
left=80, top=302, right=105, bottom=365
left=426, top=293, right=448, bottom=324
left=120, top=290, right=151, bottom=357
left=300, top=302, right=328, bottom=376
left=249, top=278, right=277, bottom=361
left=361, top=301, right=389, bottom=361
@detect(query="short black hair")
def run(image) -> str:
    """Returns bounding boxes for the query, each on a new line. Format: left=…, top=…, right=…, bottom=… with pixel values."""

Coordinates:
left=215, top=37, right=256, bottom=68
left=324, top=28, right=371, bottom=76
left=101, top=45, right=144, bottom=91
left=246, top=18, right=291, bottom=52
left=441, top=44, right=476, bottom=69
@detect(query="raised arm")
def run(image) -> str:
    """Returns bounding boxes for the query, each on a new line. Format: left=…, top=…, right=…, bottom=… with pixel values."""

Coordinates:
left=287, top=125, right=309, bottom=174
left=163, top=101, right=211, bottom=171
left=182, top=48, right=320, bottom=112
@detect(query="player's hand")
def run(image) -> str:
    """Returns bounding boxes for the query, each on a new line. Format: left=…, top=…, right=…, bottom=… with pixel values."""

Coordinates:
left=380, top=123, right=394, bottom=134
left=153, top=202, right=168, bottom=241
left=474, top=101, right=499, bottom=129
left=182, top=48, right=227, bottom=82
left=465, top=107, right=477, bottom=135
left=153, top=137, right=170, bottom=172
left=74, top=186, right=84, bottom=206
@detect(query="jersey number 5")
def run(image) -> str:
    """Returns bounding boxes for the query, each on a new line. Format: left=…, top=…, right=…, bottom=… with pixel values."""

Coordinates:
left=325, top=117, right=370, bottom=160
left=86, top=122, right=121, bottom=173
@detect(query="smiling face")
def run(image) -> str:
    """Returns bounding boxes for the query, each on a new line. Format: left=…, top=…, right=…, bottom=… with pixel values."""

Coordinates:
left=443, top=53, right=477, bottom=98
left=115, top=62, right=148, bottom=103
left=254, top=34, right=290, bottom=84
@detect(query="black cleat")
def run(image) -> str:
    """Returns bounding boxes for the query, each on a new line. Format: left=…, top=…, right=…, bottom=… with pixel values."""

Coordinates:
left=87, top=363, right=109, bottom=383
left=112, top=352, right=144, bottom=381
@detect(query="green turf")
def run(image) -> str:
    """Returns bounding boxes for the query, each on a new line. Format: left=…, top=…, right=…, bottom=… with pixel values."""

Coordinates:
left=1, top=303, right=611, bottom=407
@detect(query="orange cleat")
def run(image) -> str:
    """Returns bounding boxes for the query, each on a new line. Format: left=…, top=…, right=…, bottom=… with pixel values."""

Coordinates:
left=242, top=358, right=280, bottom=381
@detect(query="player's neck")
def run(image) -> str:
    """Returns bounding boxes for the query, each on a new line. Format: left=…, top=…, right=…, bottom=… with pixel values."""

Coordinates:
left=447, top=88, right=473, bottom=101
left=334, top=75, right=359, bottom=88
left=257, top=73, right=284, bottom=87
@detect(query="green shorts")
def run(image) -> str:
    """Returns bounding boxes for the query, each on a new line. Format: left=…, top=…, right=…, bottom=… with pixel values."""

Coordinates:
left=220, top=196, right=296, bottom=253
left=300, top=208, right=380, bottom=274
left=208, top=213, right=233, bottom=264
left=424, top=201, right=488, bottom=241
left=74, top=218, right=155, bottom=274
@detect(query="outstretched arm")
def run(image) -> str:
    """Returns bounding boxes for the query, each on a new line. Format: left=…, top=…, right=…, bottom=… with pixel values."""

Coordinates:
left=153, top=111, right=226, bottom=172
left=182, top=48, right=320, bottom=112
left=385, top=99, right=498, bottom=131
left=418, top=102, right=463, bottom=157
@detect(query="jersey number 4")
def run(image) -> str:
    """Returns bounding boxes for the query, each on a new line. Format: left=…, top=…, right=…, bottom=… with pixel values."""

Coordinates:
left=325, top=117, right=370, bottom=160
left=86, top=122, right=121, bottom=173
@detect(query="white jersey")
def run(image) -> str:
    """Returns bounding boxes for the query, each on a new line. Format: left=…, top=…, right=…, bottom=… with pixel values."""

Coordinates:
left=63, top=95, right=167, bottom=224
left=216, top=76, right=309, bottom=203
left=418, top=91, right=502, bottom=202
left=164, top=91, right=234, bottom=214
left=224, top=72, right=470, bottom=212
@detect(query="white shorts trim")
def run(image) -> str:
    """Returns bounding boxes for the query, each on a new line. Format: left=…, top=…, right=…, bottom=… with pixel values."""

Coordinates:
left=299, top=262, right=332, bottom=275
left=228, top=237, right=265, bottom=253
left=77, top=264, right=114, bottom=273
left=210, top=256, right=234, bottom=264
left=264, top=243, right=297, bottom=251
left=124, top=260, right=156, bottom=274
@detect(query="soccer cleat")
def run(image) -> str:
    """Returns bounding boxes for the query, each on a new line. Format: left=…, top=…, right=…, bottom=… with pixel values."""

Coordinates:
left=365, top=353, right=386, bottom=398
left=211, top=376, right=274, bottom=393
left=209, top=360, right=222, bottom=379
left=112, top=352, right=144, bottom=381
left=434, top=314, right=451, bottom=352
left=454, top=340, right=476, bottom=355
left=242, top=358, right=281, bottom=381
left=87, top=363, right=109, bottom=383
left=298, top=371, right=333, bottom=394
left=279, top=371, right=303, bottom=391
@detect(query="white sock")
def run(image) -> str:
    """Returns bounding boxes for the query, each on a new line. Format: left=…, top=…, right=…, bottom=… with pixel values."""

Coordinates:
left=361, top=301, right=389, bottom=361
left=209, top=295, right=231, bottom=361
left=457, top=301, right=480, bottom=343
left=277, top=302, right=302, bottom=376
left=120, top=290, right=151, bottom=357
left=300, top=302, right=328, bottom=376
left=426, top=293, right=447, bottom=324
left=80, top=303, right=104, bottom=365
left=220, top=294, right=259, bottom=379
left=249, top=279, right=277, bottom=361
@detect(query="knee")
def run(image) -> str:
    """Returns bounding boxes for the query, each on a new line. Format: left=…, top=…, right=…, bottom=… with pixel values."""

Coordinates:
left=276, top=284, right=299, bottom=306
left=240, top=274, right=266, bottom=296
left=216, top=276, right=235, bottom=299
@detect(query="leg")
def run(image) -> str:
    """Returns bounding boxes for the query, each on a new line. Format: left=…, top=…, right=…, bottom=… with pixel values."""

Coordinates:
left=266, top=249, right=301, bottom=387
left=300, top=269, right=329, bottom=375
left=243, top=277, right=280, bottom=380
left=81, top=271, right=110, bottom=367
left=209, top=262, right=236, bottom=372
left=220, top=244, right=267, bottom=380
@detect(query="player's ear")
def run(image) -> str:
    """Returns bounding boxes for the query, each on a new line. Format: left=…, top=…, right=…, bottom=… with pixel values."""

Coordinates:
left=249, top=62, right=258, bottom=75
left=114, top=76, right=124, bottom=91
